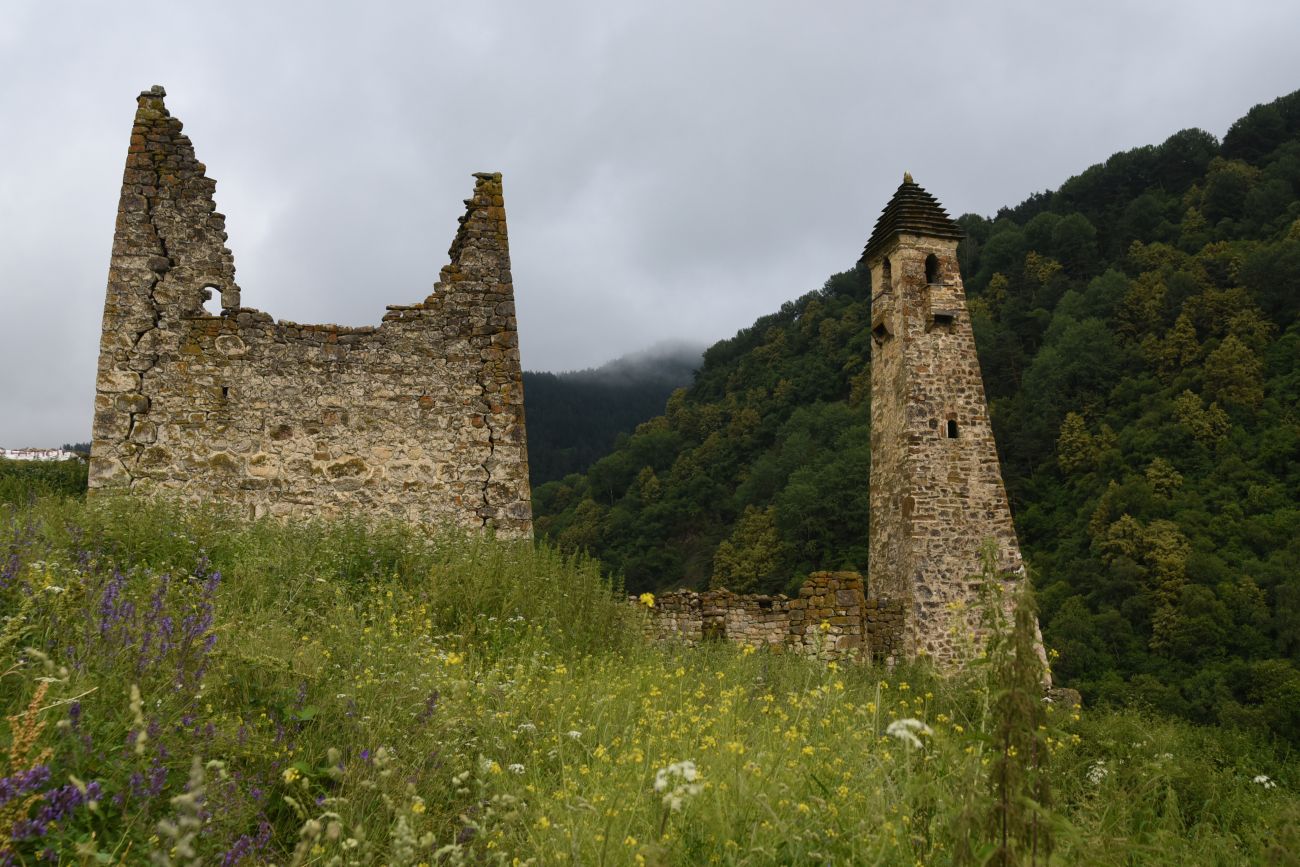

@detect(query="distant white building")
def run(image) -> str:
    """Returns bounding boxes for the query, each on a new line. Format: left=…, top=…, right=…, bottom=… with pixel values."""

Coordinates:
left=0, top=448, right=81, bottom=462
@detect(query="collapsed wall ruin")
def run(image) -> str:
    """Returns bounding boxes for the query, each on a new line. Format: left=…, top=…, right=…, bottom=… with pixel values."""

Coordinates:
left=640, top=572, right=904, bottom=662
left=89, top=87, right=532, bottom=536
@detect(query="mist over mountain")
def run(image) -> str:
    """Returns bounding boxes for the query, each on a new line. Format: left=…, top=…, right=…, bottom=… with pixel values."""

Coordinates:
left=550, top=340, right=705, bottom=388
left=523, top=341, right=704, bottom=487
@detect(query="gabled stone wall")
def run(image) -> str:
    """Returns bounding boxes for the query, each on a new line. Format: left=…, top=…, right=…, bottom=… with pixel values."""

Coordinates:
left=89, top=87, right=532, bottom=536
left=641, top=572, right=905, bottom=662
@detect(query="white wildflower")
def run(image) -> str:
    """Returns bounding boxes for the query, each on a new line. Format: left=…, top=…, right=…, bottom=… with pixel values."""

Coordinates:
left=1253, top=774, right=1277, bottom=789
left=516, top=723, right=537, bottom=734
left=1087, top=761, right=1108, bottom=785
left=508, top=763, right=525, bottom=775
left=885, top=718, right=933, bottom=750
left=566, top=730, right=582, bottom=740
left=653, top=761, right=703, bottom=812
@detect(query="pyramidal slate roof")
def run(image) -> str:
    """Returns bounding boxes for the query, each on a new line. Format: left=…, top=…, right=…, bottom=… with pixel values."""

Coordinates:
left=861, top=173, right=964, bottom=263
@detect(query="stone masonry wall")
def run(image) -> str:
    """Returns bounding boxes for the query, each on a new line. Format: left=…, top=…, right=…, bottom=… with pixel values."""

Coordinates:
left=89, top=87, right=532, bottom=536
left=867, top=233, right=1024, bottom=661
left=641, top=572, right=905, bottom=662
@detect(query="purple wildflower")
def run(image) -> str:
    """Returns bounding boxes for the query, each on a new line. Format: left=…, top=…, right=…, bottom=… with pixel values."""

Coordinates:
left=417, top=689, right=440, bottom=723
left=0, top=765, right=52, bottom=806
left=97, top=569, right=127, bottom=638
left=0, top=552, right=18, bottom=590
left=8, top=781, right=101, bottom=840
left=220, top=821, right=271, bottom=866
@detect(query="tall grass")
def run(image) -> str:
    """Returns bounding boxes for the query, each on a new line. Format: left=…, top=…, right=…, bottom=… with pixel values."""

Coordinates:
left=0, top=494, right=1295, bottom=864
left=0, top=457, right=87, bottom=506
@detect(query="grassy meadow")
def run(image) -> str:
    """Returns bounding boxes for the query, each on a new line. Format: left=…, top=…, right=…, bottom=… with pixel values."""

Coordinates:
left=0, top=481, right=1297, bottom=863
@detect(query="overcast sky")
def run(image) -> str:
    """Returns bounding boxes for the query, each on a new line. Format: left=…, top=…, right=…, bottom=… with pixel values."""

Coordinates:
left=1, top=1, right=1298, bottom=446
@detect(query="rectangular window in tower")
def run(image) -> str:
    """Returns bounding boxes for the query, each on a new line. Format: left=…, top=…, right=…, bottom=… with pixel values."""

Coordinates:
left=946, top=419, right=959, bottom=438
left=928, top=311, right=955, bottom=332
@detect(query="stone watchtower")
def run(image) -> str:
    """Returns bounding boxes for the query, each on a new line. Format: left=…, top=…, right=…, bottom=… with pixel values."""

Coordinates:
left=89, top=87, right=532, bottom=536
left=862, top=175, right=1030, bottom=664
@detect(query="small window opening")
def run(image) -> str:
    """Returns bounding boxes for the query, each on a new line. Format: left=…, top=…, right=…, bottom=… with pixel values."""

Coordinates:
left=871, top=319, right=892, bottom=346
left=201, top=284, right=221, bottom=316
left=925, top=254, right=940, bottom=285
left=881, top=257, right=893, bottom=290
left=946, top=419, right=959, bottom=438
left=929, top=311, right=955, bottom=332
left=220, top=386, right=230, bottom=400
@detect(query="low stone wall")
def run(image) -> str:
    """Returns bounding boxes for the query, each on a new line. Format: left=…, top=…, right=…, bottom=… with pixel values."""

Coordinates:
left=640, top=571, right=905, bottom=662
left=864, top=596, right=906, bottom=660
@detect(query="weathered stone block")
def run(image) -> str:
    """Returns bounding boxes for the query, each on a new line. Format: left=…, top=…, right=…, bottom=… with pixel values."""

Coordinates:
left=115, top=394, right=151, bottom=414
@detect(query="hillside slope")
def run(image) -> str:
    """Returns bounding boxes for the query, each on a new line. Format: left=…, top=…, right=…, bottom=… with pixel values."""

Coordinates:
left=533, top=89, right=1300, bottom=727
left=524, top=341, right=702, bottom=487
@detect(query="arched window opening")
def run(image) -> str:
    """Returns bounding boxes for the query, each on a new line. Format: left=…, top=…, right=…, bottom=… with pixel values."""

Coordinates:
left=946, top=419, right=959, bottom=439
left=881, top=257, right=893, bottom=291
left=925, top=254, right=940, bottom=285
left=201, top=284, right=222, bottom=316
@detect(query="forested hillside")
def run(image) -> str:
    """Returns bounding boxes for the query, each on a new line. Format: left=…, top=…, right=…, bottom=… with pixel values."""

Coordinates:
left=533, top=89, right=1300, bottom=733
left=523, top=341, right=701, bottom=487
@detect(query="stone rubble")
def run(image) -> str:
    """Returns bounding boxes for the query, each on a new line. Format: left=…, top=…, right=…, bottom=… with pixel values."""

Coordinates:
left=640, top=572, right=904, bottom=663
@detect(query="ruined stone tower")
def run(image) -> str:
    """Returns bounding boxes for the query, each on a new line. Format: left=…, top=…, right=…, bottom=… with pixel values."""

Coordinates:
left=90, top=86, right=532, bottom=537
left=862, top=175, right=1026, bottom=663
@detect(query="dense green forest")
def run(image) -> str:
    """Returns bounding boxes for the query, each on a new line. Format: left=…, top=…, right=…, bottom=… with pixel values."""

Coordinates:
left=533, top=89, right=1300, bottom=737
left=523, top=341, right=701, bottom=486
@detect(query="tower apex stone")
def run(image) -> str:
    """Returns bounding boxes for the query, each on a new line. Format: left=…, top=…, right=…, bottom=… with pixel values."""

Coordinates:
left=861, top=175, right=964, bottom=264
